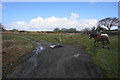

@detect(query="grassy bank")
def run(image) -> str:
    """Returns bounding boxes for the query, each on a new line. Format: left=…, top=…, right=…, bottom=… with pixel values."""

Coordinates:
left=2, top=33, right=119, bottom=78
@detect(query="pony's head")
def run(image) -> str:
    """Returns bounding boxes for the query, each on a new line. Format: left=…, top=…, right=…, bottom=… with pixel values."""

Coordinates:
left=89, top=33, right=98, bottom=39
left=89, top=29, right=98, bottom=39
left=89, top=34, right=94, bottom=39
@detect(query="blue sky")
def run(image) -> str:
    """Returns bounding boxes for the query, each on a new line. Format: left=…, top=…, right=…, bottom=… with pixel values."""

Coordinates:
left=2, top=2, right=118, bottom=31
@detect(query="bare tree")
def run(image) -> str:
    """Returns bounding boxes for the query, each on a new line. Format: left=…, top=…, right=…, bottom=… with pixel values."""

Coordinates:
left=96, top=17, right=120, bottom=31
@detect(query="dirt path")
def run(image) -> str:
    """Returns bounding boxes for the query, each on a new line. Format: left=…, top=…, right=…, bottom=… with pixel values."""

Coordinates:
left=7, top=38, right=106, bottom=78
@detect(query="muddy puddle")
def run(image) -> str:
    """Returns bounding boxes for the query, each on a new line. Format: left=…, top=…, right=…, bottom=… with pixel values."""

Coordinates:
left=7, top=46, right=45, bottom=78
left=27, top=46, right=45, bottom=66
left=17, top=43, right=61, bottom=72
left=32, top=46, right=45, bottom=54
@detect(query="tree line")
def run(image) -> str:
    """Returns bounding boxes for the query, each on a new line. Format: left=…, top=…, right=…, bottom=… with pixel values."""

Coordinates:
left=53, top=28, right=80, bottom=33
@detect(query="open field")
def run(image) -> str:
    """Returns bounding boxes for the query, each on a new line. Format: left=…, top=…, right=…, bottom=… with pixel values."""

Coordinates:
left=2, top=32, right=119, bottom=78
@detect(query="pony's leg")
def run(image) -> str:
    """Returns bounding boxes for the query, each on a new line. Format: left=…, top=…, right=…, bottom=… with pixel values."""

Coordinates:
left=106, top=42, right=110, bottom=49
left=106, top=39, right=110, bottom=49
left=96, top=41, right=99, bottom=47
left=104, top=40, right=110, bottom=49
left=102, top=41, right=105, bottom=48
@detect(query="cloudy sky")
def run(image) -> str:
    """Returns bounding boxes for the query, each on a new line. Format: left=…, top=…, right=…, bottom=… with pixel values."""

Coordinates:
left=2, top=2, right=118, bottom=31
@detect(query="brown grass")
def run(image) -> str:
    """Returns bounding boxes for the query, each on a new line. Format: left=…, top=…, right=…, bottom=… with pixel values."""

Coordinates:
left=2, top=45, right=32, bottom=67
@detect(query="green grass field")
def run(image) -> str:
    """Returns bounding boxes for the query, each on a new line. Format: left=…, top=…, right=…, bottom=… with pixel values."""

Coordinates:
left=2, top=33, right=119, bottom=78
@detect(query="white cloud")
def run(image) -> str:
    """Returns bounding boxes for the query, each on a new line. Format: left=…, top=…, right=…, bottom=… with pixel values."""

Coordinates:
left=6, top=13, right=98, bottom=31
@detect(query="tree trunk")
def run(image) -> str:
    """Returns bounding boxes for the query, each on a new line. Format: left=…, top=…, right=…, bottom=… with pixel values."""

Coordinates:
left=107, top=26, right=111, bottom=35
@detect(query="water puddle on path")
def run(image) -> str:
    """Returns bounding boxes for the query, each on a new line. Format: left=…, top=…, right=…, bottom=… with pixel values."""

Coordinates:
left=32, top=46, right=45, bottom=54
left=27, top=46, right=45, bottom=69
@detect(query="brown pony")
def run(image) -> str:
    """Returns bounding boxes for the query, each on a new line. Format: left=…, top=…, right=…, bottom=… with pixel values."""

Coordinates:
left=89, top=33, right=110, bottom=49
